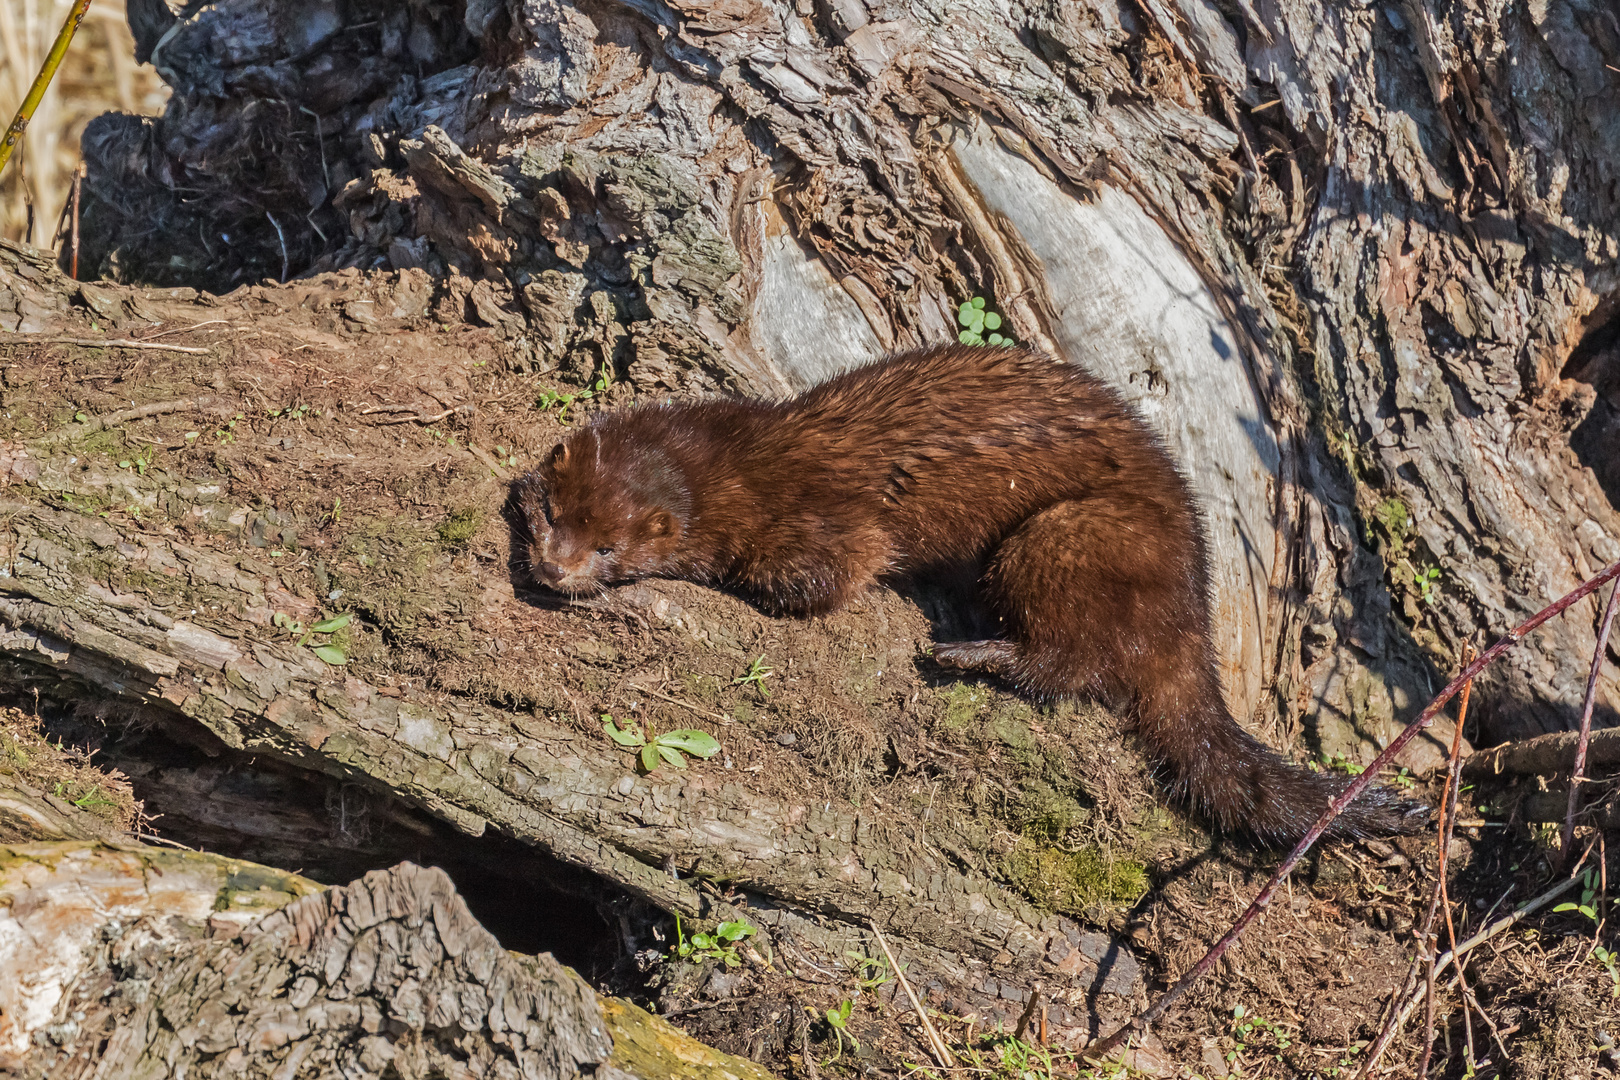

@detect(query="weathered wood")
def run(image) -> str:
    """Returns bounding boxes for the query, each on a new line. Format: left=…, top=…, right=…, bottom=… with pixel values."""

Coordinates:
left=1463, top=727, right=1620, bottom=782
left=0, top=841, right=776, bottom=1080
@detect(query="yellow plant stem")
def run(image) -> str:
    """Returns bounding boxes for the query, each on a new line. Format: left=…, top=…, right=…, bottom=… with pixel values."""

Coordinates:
left=0, top=0, right=96, bottom=177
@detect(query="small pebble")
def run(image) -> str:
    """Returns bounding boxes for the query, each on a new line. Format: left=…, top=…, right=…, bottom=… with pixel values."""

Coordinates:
left=774, top=732, right=797, bottom=746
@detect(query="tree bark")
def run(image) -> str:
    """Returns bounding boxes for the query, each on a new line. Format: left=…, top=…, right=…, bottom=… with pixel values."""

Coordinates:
left=0, top=841, right=774, bottom=1080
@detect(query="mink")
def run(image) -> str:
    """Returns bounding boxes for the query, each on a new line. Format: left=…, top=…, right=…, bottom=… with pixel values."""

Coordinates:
left=515, top=346, right=1427, bottom=842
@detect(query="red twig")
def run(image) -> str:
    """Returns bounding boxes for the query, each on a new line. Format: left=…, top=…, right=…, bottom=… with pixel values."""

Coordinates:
left=1415, top=643, right=1476, bottom=1079
left=1088, top=558, right=1620, bottom=1061
left=1563, top=580, right=1619, bottom=867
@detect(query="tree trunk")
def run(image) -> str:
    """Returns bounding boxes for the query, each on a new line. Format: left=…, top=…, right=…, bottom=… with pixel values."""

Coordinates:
left=2, top=0, right=1617, bottom=1057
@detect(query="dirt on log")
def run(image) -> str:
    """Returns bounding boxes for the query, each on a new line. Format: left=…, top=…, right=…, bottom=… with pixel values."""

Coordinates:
left=0, top=246, right=1159, bottom=1045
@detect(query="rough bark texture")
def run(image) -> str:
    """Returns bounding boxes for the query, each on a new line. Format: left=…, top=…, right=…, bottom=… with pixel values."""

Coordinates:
left=0, top=841, right=774, bottom=1080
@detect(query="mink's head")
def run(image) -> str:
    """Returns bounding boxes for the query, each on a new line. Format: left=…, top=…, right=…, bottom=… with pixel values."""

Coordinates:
left=515, top=423, right=690, bottom=596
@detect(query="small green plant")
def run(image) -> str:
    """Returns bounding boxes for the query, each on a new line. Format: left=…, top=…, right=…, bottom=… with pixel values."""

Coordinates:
left=492, top=445, right=521, bottom=467
left=672, top=913, right=756, bottom=966
left=1591, top=944, right=1620, bottom=998
left=602, top=715, right=721, bottom=772
left=812, top=998, right=859, bottom=1063
left=116, top=444, right=155, bottom=476
left=1554, top=869, right=1606, bottom=924
left=324, top=495, right=343, bottom=525
left=54, top=782, right=116, bottom=812
left=538, top=361, right=615, bottom=423
left=1386, top=765, right=1416, bottom=790
left=272, top=611, right=352, bottom=665
left=215, top=413, right=244, bottom=444
left=268, top=403, right=312, bottom=421
left=1228, top=1004, right=1293, bottom=1067
left=957, top=297, right=1013, bottom=347
left=1318, top=753, right=1366, bottom=777
left=732, top=654, right=774, bottom=698
left=845, top=950, right=901, bottom=992
left=1413, top=564, right=1442, bottom=605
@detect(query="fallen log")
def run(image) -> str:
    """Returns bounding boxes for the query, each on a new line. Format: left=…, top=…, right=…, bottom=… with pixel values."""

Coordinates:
left=0, top=840, right=776, bottom=1080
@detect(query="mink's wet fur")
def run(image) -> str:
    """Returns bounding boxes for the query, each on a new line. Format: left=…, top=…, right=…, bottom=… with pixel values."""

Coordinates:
left=515, top=346, right=1428, bottom=842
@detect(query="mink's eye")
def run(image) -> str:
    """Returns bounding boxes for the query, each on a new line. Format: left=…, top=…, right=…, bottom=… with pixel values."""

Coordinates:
left=596, top=546, right=613, bottom=556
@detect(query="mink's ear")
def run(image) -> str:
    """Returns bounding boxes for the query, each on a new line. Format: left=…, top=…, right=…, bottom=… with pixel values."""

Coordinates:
left=645, top=509, right=678, bottom=539
left=547, top=441, right=569, bottom=469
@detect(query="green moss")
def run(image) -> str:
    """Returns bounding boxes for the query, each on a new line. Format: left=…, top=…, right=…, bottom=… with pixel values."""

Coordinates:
left=1004, top=842, right=1148, bottom=917
left=599, top=996, right=777, bottom=1080
left=989, top=708, right=1038, bottom=754
left=437, top=507, right=483, bottom=545
left=1368, top=497, right=1411, bottom=548
left=1012, top=781, right=1089, bottom=842
left=939, top=683, right=988, bottom=733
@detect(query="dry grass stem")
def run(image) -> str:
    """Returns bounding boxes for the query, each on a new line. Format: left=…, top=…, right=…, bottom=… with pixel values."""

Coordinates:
left=869, top=919, right=955, bottom=1070
left=1563, top=580, right=1619, bottom=866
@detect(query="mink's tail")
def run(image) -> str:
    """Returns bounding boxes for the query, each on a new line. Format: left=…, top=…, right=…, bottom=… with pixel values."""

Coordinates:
left=1135, top=665, right=1430, bottom=843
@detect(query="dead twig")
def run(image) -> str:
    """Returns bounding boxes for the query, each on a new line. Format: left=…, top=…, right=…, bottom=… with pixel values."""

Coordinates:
left=361, top=405, right=473, bottom=426
left=69, top=161, right=83, bottom=280
left=4, top=336, right=210, bottom=355
left=869, top=919, right=955, bottom=1070
left=138, top=319, right=228, bottom=340
left=1563, top=580, right=1619, bottom=867
left=639, top=687, right=732, bottom=726
left=1389, top=850, right=1591, bottom=1040
left=1090, top=558, right=1620, bottom=1061
left=37, top=396, right=226, bottom=443
left=1412, top=643, right=1476, bottom=1080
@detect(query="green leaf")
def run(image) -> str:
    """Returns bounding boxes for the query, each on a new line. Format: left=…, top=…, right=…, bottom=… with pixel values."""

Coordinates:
left=970, top=296, right=985, bottom=310
left=272, top=612, right=292, bottom=629
left=982, top=312, right=1001, bottom=330
left=987, top=333, right=1005, bottom=345
left=658, top=744, right=689, bottom=769
left=957, top=304, right=976, bottom=327
left=74, top=412, right=88, bottom=424
left=1553, top=902, right=1579, bottom=913
left=657, top=730, right=721, bottom=758
left=117, top=460, right=132, bottom=469
left=716, top=920, right=755, bottom=941
left=312, top=644, right=348, bottom=665
left=311, top=613, right=352, bottom=633
left=958, top=331, right=976, bottom=344
left=603, top=718, right=645, bottom=747
left=640, top=744, right=661, bottom=772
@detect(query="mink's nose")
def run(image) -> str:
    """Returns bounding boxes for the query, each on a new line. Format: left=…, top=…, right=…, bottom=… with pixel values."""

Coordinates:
left=535, top=561, right=566, bottom=586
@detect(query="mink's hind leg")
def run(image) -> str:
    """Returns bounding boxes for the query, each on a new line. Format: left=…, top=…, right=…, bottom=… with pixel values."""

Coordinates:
left=933, top=639, right=1021, bottom=676
left=972, top=498, right=1427, bottom=842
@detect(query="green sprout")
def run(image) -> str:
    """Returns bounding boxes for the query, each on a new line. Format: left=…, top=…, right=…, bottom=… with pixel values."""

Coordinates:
left=813, top=999, right=859, bottom=1063
left=602, top=714, right=720, bottom=772
left=672, top=914, right=756, bottom=967
left=732, top=655, right=774, bottom=698
left=272, top=611, right=352, bottom=665
left=957, top=296, right=1013, bottom=347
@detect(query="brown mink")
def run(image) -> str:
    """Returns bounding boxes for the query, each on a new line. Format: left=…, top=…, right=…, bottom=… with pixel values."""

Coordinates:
left=515, top=346, right=1426, bottom=842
